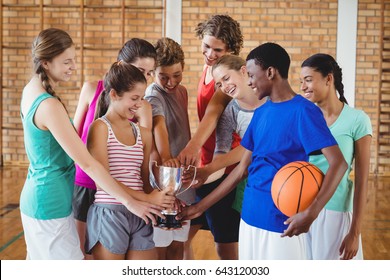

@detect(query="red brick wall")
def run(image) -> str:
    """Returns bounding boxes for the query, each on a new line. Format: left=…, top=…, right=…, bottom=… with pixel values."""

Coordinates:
left=180, top=0, right=384, bottom=175
left=1, top=0, right=164, bottom=164
left=1, top=0, right=386, bottom=174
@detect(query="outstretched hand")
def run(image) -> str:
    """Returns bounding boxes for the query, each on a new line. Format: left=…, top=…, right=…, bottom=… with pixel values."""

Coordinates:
left=182, top=166, right=207, bottom=189
left=181, top=166, right=203, bottom=189
left=177, top=144, right=200, bottom=167
left=163, top=158, right=181, bottom=168
left=176, top=204, right=203, bottom=221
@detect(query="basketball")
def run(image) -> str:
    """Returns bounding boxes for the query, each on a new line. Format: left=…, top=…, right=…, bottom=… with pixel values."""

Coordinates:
left=271, top=161, right=324, bottom=217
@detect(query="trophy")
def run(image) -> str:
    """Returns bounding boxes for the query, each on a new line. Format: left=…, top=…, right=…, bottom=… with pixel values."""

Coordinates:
left=149, top=161, right=197, bottom=229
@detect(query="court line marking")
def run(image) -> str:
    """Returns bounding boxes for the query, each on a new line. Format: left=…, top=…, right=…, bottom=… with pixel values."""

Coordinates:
left=0, top=231, right=24, bottom=253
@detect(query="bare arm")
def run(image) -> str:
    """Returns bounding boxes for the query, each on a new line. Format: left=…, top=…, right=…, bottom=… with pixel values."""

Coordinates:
left=177, top=147, right=252, bottom=220
left=153, top=115, right=173, bottom=163
left=282, top=144, right=348, bottom=237
left=177, top=89, right=232, bottom=166
left=73, top=81, right=98, bottom=135
left=139, top=126, right=153, bottom=193
left=134, top=100, right=153, bottom=131
left=194, top=145, right=246, bottom=186
left=339, top=135, right=371, bottom=259
left=142, top=100, right=161, bottom=164
left=209, top=144, right=245, bottom=172
left=39, top=99, right=162, bottom=224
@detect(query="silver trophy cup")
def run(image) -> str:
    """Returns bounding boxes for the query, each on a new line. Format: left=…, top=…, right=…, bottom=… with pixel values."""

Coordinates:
left=149, top=161, right=197, bottom=229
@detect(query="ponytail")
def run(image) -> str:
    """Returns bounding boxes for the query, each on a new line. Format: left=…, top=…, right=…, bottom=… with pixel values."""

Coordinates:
left=38, top=67, right=67, bottom=111
left=332, top=61, right=348, bottom=104
left=94, top=89, right=110, bottom=120
left=38, top=71, right=55, bottom=97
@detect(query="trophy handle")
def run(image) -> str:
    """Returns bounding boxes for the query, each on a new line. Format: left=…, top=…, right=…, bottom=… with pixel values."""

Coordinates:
left=176, top=165, right=197, bottom=195
left=149, top=160, right=163, bottom=191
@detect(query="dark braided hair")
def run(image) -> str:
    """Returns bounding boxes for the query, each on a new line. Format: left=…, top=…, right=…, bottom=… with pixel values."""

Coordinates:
left=31, top=28, right=74, bottom=99
left=301, top=53, right=348, bottom=104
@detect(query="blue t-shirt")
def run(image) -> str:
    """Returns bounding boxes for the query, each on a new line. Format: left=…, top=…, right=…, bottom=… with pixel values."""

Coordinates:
left=240, top=95, right=337, bottom=233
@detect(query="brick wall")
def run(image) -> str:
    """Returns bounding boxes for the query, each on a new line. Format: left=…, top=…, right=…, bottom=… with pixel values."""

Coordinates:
left=181, top=0, right=340, bottom=130
left=1, top=0, right=386, bottom=174
left=1, top=0, right=164, bottom=164
left=355, top=0, right=388, bottom=174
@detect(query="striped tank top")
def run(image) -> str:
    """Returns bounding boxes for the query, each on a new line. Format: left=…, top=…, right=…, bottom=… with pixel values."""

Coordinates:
left=94, top=116, right=144, bottom=204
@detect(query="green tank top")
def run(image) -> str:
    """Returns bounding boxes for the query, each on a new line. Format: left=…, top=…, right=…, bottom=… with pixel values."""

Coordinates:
left=20, top=93, right=75, bottom=220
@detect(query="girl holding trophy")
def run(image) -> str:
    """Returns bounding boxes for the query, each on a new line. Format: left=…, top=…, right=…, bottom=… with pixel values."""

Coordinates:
left=85, top=62, right=175, bottom=260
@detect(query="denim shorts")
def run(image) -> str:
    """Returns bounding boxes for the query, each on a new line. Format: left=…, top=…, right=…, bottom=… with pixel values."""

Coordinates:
left=85, top=203, right=154, bottom=255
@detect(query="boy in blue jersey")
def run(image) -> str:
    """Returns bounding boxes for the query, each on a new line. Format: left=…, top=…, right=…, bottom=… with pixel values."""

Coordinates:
left=178, top=42, right=347, bottom=260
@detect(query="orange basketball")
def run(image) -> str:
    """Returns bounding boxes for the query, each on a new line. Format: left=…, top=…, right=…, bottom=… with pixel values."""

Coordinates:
left=271, top=161, right=324, bottom=217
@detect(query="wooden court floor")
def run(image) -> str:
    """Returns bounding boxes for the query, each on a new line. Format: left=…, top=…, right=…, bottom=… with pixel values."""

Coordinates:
left=0, top=166, right=389, bottom=260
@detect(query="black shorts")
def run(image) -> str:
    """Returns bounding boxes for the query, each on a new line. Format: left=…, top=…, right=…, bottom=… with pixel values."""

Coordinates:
left=192, top=174, right=240, bottom=243
left=72, top=185, right=96, bottom=222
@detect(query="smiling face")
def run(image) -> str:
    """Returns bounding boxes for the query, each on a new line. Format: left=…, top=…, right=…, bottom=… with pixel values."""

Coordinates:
left=154, top=62, right=183, bottom=94
left=111, top=82, right=146, bottom=119
left=212, top=64, right=248, bottom=100
left=246, top=59, right=271, bottom=100
left=42, top=46, right=76, bottom=83
left=201, top=35, right=229, bottom=66
left=300, top=66, right=330, bottom=103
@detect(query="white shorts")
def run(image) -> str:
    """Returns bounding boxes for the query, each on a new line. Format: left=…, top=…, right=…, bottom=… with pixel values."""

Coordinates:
left=21, top=212, right=84, bottom=260
left=306, top=209, right=363, bottom=260
left=153, top=220, right=190, bottom=247
left=239, top=219, right=308, bottom=260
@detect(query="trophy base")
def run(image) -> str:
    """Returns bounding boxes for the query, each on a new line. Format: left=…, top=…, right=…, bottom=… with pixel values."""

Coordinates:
left=157, top=214, right=182, bottom=229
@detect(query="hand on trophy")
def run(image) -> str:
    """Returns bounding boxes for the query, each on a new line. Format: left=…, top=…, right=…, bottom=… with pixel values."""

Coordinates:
left=177, top=142, right=201, bottom=167
left=162, top=158, right=181, bottom=168
left=176, top=203, right=204, bottom=221
left=149, top=161, right=197, bottom=229
left=146, top=188, right=176, bottom=210
left=155, top=198, right=188, bottom=230
left=124, top=199, right=167, bottom=226
left=182, top=166, right=207, bottom=189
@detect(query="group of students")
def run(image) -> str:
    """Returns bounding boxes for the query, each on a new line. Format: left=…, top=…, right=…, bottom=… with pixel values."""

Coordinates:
left=19, top=14, right=372, bottom=261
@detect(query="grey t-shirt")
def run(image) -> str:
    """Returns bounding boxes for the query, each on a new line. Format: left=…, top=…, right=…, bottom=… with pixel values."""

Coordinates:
left=145, top=83, right=191, bottom=156
left=215, top=99, right=255, bottom=154
left=145, top=83, right=195, bottom=204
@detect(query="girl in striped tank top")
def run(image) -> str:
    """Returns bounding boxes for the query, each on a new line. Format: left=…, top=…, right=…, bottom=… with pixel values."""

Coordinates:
left=85, top=62, right=175, bottom=260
